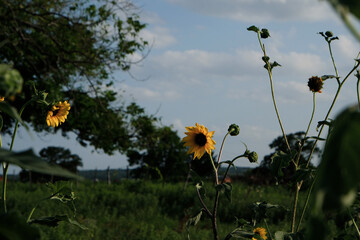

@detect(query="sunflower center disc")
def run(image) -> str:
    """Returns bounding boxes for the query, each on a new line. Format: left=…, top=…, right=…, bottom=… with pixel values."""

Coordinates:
left=195, top=133, right=207, bottom=146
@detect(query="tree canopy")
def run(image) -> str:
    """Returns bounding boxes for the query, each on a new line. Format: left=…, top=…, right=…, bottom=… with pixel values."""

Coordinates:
left=0, top=0, right=163, bottom=156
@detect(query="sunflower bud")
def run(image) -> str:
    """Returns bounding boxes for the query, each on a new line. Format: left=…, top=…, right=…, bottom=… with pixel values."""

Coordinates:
left=260, top=28, right=270, bottom=39
left=307, top=76, right=323, bottom=93
left=0, top=64, right=23, bottom=98
left=325, top=31, right=333, bottom=37
left=247, top=151, right=258, bottom=163
left=228, top=124, right=240, bottom=136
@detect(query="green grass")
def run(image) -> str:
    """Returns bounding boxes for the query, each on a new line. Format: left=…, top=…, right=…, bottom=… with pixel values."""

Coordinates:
left=4, top=180, right=304, bottom=240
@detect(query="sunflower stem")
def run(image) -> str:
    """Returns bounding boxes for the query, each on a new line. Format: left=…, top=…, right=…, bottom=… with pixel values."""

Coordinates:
left=209, top=154, right=218, bottom=185
left=216, top=132, right=230, bottom=167
left=256, top=31, right=291, bottom=153
left=290, top=92, right=316, bottom=232
left=357, top=77, right=360, bottom=111
left=348, top=208, right=360, bottom=238
left=2, top=99, right=33, bottom=213
left=264, top=218, right=273, bottom=240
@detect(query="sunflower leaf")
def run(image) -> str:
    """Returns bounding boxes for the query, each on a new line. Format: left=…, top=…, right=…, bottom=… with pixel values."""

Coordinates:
left=0, top=148, right=82, bottom=180
left=0, top=102, right=29, bottom=131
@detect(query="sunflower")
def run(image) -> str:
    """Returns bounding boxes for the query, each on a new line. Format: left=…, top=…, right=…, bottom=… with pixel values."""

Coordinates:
left=182, top=123, right=216, bottom=160
left=308, top=76, right=323, bottom=93
left=252, top=227, right=267, bottom=240
left=0, top=96, right=4, bottom=102
left=46, top=101, right=71, bottom=127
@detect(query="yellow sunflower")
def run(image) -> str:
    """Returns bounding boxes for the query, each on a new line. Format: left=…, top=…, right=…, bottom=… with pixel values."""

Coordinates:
left=46, top=101, right=71, bottom=128
left=252, top=227, right=267, bottom=240
left=0, top=96, right=4, bottom=102
left=182, top=123, right=216, bottom=160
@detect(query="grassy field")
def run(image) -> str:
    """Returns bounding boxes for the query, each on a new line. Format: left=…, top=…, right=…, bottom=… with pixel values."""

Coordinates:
left=5, top=180, right=304, bottom=240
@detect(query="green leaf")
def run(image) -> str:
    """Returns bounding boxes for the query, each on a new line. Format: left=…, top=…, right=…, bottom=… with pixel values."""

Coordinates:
left=321, top=75, right=337, bottom=80
left=292, top=168, right=315, bottom=183
left=260, top=28, right=271, bottom=39
left=0, top=149, right=82, bottom=180
left=234, top=217, right=250, bottom=227
left=219, top=160, right=235, bottom=168
left=0, top=211, right=40, bottom=240
left=251, top=201, right=284, bottom=224
left=186, top=210, right=203, bottom=230
left=215, top=182, right=232, bottom=202
left=304, top=136, right=326, bottom=141
left=29, top=215, right=87, bottom=230
left=316, top=120, right=332, bottom=130
left=270, top=151, right=296, bottom=179
left=229, top=228, right=254, bottom=239
left=312, top=106, right=360, bottom=212
left=247, top=25, right=260, bottom=33
left=0, top=102, right=29, bottom=131
left=47, top=182, right=76, bottom=203
left=271, top=61, right=281, bottom=69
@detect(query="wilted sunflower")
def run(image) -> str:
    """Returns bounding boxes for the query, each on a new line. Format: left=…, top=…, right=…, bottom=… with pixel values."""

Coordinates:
left=46, top=101, right=70, bottom=127
left=182, top=123, right=216, bottom=160
left=308, top=76, right=323, bottom=93
left=252, top=227, right=267, bottom=240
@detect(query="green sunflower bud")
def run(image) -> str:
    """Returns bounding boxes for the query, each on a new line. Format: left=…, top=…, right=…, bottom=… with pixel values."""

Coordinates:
left=228, top=124, right=240, bottom=136
left=247, top=151, right=258, bottom=163
left=260, top=28, right=270, bottom=39
left=325, top=31, right=333, bottom=37
left=0, top=64, right=23, bottom=98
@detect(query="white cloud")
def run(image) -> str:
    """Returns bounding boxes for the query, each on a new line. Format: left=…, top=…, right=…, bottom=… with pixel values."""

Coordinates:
left=276, top=51, right=328, bottom=76
left=120, top=83, right=181, bottom=101
left=140, top=27, right=177, bottom=49
left=166, top=0, right=335, bottom=23
left=333, top=34, right=360, bottom=60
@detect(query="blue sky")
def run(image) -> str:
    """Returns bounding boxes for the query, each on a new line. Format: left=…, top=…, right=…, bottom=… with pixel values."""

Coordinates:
left=7, top=0, right=360, bottom=172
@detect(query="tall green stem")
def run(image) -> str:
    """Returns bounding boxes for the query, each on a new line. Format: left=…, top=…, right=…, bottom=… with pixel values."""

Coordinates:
left=357, top=78, right=360, bottom=111
left=256, top=32, right=291, bottom=152
left=208, top=130, right=233, bottom=240
left=290, top=93, right=316, bottom=232
left=2, top=100, right=33, bottom=213
left=296, top=173, right=317, bottom=232
left=348, top=208, right=360, bottom=238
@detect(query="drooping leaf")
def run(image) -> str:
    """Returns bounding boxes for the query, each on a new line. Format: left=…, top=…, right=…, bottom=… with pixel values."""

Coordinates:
left=0, top=102, right=29, bottom=131
left=29, top=215, right=87, bottom=230
left=215, top=182, right=232, bottom=202
left=247, top=25, right=260, bottom=33
left=251, top=201, right=285, bottom=225
left=0, top=149, right=82, bottom=180
left=270, top=150, right=296, bottom=180
left=186, top=210, right=203, bottom=234
left=229, top=228, right=254, bottom=239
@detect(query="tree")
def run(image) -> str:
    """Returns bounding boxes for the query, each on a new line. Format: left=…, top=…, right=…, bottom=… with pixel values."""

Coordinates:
left=127, top=126, right=189, bottom=181
left=248, top=132, right=321, bottom=185
left=20, top=146, right=82, bottom=182
left=0, top=0, right=155, bottom=155
left=260, top=131, right=320, bottom=169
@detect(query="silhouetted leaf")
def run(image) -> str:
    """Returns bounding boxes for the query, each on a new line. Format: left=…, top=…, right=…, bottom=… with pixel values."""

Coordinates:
left=313, top=106, right=360, bottom=212
left=0, top=149, right=82, bottom=180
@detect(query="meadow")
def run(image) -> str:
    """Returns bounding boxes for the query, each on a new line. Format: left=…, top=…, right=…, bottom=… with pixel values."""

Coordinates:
left=6, top=179, right=302, bottom=240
